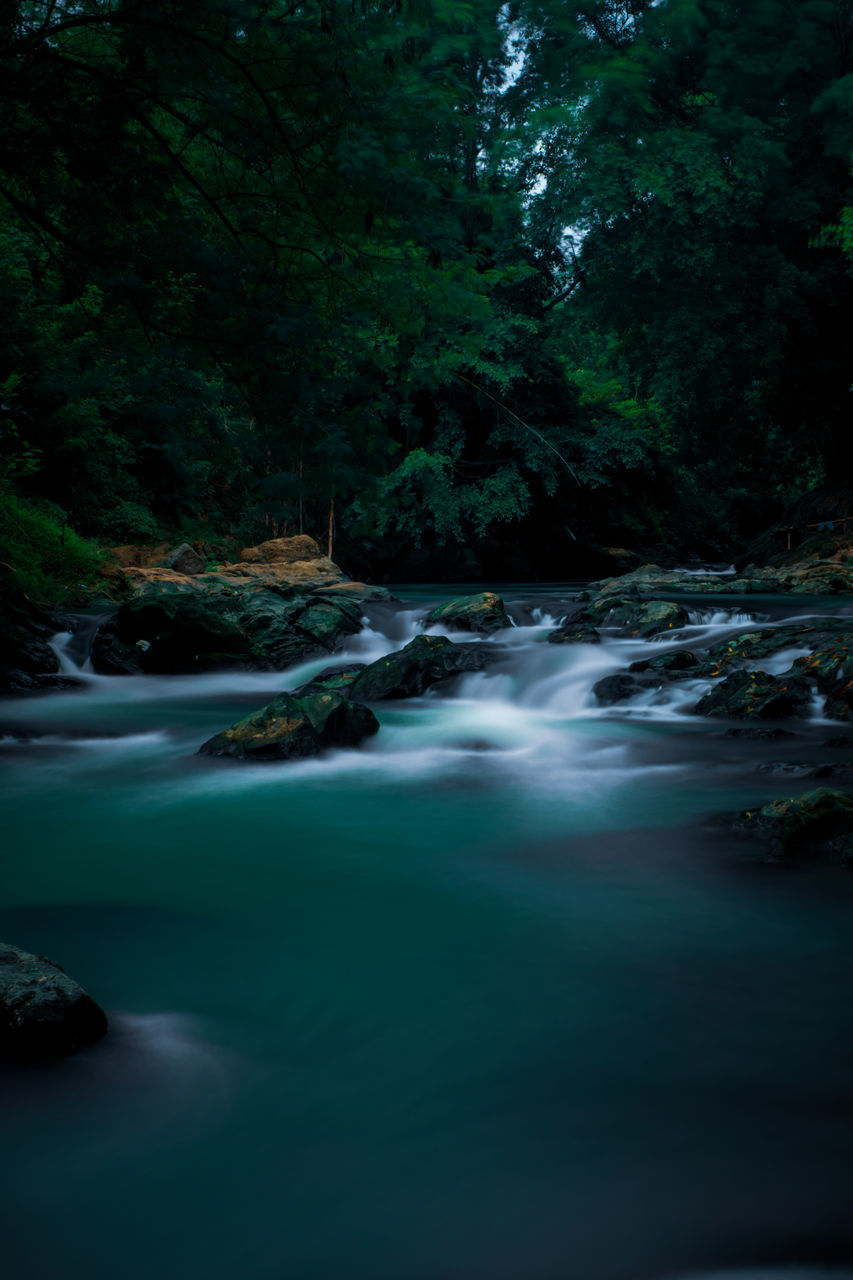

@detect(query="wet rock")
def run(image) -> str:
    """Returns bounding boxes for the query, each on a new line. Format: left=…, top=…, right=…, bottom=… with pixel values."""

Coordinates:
left=91, top=583, right=364, bottom=675
left=702, top=625, right=819, bottom=677
left=165, top=542, right=205, bottom=575
left=629, top=600, right=690, bottom=637
left=198, top=690, right=379, bottom=761
left=790, top=637, right=853, bottom=720
left=628, top=649, right=700, bottom=677
left=0, top=572, right=62, bottom=694
left=424, top=592, right=511, bottom=634
left=735, top=787, right=853, bottom=863
left=693, top=669, right=812, bottom=720
left=291, top=664, right=367, bottom=698
left=547, top=624, right=601, bottom=645
left=0, top=943, right=108, bottom=1060
left=99, top=586, right=252, bottom=674
left=592, top=672, right=660, bottom=705
left=580, top=594, right=688, bottom=637
left=348, top=634, right=496, bottom=701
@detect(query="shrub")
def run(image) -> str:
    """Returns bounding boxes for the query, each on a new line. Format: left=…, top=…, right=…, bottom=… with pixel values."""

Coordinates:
left=0, top=488, right=104, bottom=602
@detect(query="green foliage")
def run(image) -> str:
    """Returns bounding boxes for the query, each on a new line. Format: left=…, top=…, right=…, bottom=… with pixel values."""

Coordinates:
left=1, top=0, right=851, bottom=573
left=352, top=449, right=530, bottom=545
left=0, top=489, right=103, bottom=603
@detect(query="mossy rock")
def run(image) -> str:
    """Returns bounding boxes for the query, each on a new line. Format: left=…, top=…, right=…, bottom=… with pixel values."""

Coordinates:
left=348, top=634, right=496, bottom=701
left=94, top=583, right=366, bottom=675
left=694, top=669, right=812, bottom=720
left=547, top=624, right=601, bottom=645
left=737, top=787, right=853, bottom=863
left=0, top=943, right=108, bottom=1061
left=198, top=690, right=379, bottom=761
left=424, top=592, right=511, bottom=634
left=291, top=664, right=367, bottom=698
left=628, top=649, right=700, bottom=677
left=581, top=595, right=688, bottom=637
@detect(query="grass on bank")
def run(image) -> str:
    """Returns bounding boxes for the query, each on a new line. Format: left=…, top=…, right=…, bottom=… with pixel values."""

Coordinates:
left=0, top=488, right=104, bottom=603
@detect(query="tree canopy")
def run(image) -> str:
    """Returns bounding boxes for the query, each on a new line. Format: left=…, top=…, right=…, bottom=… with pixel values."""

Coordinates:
left=2, top=0, right=852, bottom=577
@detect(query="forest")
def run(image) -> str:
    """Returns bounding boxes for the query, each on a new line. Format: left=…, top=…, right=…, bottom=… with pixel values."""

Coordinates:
left=2, top=0, right=853, bottom=586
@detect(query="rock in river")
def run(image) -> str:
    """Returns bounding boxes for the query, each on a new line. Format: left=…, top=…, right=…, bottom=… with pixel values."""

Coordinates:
left=735, top=787, right=853, bottom=863
left=347, top=634, right=496, bottom=701
left=424, top=592, right=511, bottom=634
left=198, top=690, right=379, bottom=761
left=0, top=943, right=108, bottom=1060
left=693, top=669, right=812, bottom=720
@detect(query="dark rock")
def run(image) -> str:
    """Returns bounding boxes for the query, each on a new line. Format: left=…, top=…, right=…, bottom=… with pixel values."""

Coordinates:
left=702, top=625, right=820, bottom=677
left=628, top=649, right=700, bottom=677
left=694, top=669, right=812, bottom=720
left=790, top=638, right=853, bottom=720
left=592, top=672, right=659, bottom=705
left=0, top=943, right=108, bottom=1061
left=92, top=582, right=365, bottom=675
left=548, top=624, right=601, bottom=645
left=629, top=600, right=690, bottom=637
left=291, top=664, right=367, bottom=698
left=165, top=543, right=205, bottom=575
left=0, top=572, right=62, bottom=694
left=734, top=787, right=853, bottom=863
left=348, top=634, right=496, bottom=701
left=580, top=594, right=689, bottom=637
left=109, top=587, right=252, bottom=673
left=89, top=616, right=145, bottom=675
left=198, top=690, right=379, bottom=761
left=424, top=592, right=511, bottom=634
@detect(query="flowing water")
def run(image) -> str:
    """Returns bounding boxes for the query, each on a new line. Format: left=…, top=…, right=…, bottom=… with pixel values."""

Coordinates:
left=2, top=584, right=853, bottom=1280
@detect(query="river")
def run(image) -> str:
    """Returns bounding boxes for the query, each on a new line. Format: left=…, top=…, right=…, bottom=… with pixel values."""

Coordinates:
left=1, top=584, right=852, bottom=1280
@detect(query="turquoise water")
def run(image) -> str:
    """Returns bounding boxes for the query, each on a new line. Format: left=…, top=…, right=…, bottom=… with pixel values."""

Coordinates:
left=2, top=591, right=853, bottom=1280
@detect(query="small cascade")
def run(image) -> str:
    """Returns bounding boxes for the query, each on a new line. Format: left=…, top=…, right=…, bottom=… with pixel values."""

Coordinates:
left=686, top=608, right=761, bottom=626
left=48, top=613, right=113, bottom=676
left=48, top=630, right=79, bottom=674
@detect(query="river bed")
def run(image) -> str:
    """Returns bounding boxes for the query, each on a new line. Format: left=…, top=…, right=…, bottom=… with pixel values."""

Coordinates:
left=1, top=584, right=853, bottom=1280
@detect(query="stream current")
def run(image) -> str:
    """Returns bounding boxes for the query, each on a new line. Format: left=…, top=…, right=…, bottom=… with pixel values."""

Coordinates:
left=2, top=584, right=853, bottom=1280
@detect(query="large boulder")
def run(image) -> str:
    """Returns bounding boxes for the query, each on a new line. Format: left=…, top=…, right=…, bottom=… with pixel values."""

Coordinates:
left=239, top=535, right=323, bottom=565
left=94, top=585, right=252, bottom=674
left=198, top=689, right=378, bottom=761
left=579, top=594, right=689, bottom=637
left=735, top=787, right=853, bottom=863
left=423, top=592, right=511, bottom=634
left=164, top=542, right=205, bottom=575
left=702, top=624, right=844, bottom=677
left=0, top=943, right=108, bottom=1061
left=348, top=634, right=496, bottom=701
left=91, top=582, right=365, bottom=675
left=693, top=669, right=812, bottom=720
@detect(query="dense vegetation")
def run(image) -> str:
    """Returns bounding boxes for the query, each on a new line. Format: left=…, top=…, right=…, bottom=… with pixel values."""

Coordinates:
left=2, top=0, right=852, bottom=584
